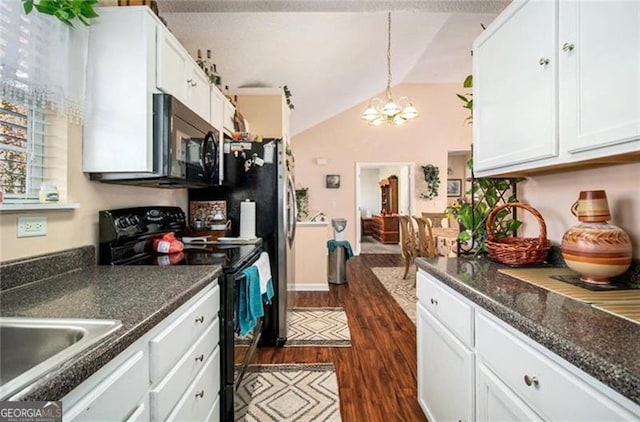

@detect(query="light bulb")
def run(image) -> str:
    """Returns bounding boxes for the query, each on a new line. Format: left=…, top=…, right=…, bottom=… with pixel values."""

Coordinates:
left=393, top=114, right=406, bottom=125
left=382, top=100, right=400, bottom=117
left=361, top=106, right=379, bottom=121
left=370, top=116, right=385, bottom=126
left=400, top=104, right=419, bottom=120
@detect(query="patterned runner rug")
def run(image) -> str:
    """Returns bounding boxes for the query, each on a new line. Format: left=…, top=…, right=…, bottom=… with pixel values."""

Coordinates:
left=370, top=267, right=417, bottom=324
left=237, top=307, right=352, bottom=347
left=235, top=363, right=341, bottom=421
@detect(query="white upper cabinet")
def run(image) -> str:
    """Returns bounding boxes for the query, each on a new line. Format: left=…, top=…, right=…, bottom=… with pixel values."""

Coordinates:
left=560, top=0, right=640, bottom=155
left=84, top=6, right=215, bottom=174
left=473, top=0, right=558, bottom=173
left=209, top=87, right=225, bottom=133
left=473, top=0, right=640, bottom=177
left=83, top=7, right=158, bottom=173
left=157, top=30, right=210, bottom=120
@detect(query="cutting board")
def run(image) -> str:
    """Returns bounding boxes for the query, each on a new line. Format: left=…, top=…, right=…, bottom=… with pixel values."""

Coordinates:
left=498, top=268, right=640, bottom=304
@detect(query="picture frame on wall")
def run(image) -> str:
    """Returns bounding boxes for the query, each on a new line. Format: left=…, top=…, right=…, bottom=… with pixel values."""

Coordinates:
left=447, top=179, right=462, bottom=197
left=326, top=174, right=340, bottom=189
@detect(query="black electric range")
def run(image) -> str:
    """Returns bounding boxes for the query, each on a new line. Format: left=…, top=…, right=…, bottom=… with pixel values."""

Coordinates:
left=98, top=206, right=262, bottom=421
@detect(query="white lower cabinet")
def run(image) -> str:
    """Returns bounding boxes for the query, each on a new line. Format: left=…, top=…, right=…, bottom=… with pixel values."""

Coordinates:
left=416, top=269, right=640, bottom=421
left=63, top=281, right=220, bottom=422
left=63, top=350, right=148, bottom=422
left=417, top=303, right=475, bottom=422
left=476, top=362, right=542, bottom=422
left=476, top=311, right=637, bottom=421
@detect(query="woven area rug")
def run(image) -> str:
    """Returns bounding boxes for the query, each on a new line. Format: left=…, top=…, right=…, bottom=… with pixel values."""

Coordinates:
left=235, top=363, right=341, bottom=421
left=371, top=267, right=417, bottom=324
left=238, top=307, right=352, bottom=347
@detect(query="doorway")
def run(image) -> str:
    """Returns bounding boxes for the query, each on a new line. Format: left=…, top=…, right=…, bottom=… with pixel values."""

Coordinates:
left=354, top=162, right=415, bottom=255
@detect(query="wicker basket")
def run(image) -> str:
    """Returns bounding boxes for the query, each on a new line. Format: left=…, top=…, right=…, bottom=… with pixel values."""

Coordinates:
left=485, top=202, right=551, bottom=265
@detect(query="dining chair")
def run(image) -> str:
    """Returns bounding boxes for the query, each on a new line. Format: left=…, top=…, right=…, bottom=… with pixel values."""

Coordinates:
left=413, top=216, right=436, bottom=258
left=397, top=215, right=417, bottom=279
left=421, top=212, right=449, bottom=229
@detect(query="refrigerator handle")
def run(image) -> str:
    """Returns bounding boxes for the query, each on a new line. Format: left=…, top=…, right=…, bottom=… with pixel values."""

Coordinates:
left=287, top=174, right=297, bottom=245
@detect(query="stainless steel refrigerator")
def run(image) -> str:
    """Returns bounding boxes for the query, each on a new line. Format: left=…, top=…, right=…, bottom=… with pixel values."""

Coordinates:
left=189, top=138, right=296, bottom=347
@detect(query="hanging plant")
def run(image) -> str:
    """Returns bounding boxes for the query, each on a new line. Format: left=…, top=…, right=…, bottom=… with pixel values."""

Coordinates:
left=420, top=164, right=440, bottom=200
left=22, top=0, right=99, bottom=27
left=295, top=187, right=309, bottom=221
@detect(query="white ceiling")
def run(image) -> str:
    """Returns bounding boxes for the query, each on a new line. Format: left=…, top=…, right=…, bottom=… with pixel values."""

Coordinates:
left=159, top=1, right=508, bottom=135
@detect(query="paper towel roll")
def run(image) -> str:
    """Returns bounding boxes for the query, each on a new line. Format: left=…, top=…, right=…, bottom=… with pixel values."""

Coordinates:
left=240, top=200, right=256, bottom=239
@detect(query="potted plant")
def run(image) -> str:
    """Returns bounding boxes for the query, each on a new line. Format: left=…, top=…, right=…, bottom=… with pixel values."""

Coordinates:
left=420, top=164, right=440, bottom=200
left=22, top=0, right=99, bottom=27
left=445, top=159, right=523, bottom=254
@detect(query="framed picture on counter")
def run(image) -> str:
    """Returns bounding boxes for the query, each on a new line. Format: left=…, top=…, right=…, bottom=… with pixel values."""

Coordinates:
left=447, top=179, right=462, bottom=197
left=326, top=174, right=340, bottom=189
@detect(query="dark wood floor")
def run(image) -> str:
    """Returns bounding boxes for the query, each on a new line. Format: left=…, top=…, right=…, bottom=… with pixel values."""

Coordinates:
left=242, top=253, right=427, bottom=422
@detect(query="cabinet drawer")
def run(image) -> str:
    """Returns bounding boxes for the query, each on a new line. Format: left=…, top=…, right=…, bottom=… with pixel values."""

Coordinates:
left=476, top=312, right=636, bottom=421
left=167, top=347, right=220, bottom=422
left=206, top=397, right=220, bottom=422
left=150, top=284, right=220, bottom=383
left=66, top=350, right=147, bottom=422
left=416, top=270, right=473, bottom=347
left=150, top=318, right=219, bottom=421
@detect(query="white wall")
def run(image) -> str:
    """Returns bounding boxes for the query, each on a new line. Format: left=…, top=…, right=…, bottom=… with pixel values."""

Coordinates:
left=359, top=168, right=380, bottom=217
left=398, top=166, right=410, bottom=215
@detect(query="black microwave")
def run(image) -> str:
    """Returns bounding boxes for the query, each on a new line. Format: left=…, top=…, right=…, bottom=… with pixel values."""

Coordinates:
left=90, top=94, right=222, bottom=188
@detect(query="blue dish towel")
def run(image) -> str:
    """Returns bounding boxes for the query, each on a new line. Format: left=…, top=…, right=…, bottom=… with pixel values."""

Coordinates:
left=327, top=240, right=354, bottom=260
left=237, top=265, right=264, bottom=336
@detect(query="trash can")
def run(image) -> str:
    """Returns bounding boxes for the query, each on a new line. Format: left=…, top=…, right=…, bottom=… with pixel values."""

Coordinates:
left=328, top=245, right=348, bottom=284
left=327, top=239, right=353, bottom=285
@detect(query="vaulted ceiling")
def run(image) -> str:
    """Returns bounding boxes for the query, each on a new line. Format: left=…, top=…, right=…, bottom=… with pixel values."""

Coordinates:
left=159, top=1, right=508, bottom=135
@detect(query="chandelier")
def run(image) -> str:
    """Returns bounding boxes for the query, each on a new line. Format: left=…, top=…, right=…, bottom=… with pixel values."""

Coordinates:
left=361, top=12, right=419, bottom=126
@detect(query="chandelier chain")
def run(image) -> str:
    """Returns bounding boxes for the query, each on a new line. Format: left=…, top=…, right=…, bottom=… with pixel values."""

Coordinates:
left=360, top=10, right=418, bottom=125
left=386, top=12, right=392, bottom=90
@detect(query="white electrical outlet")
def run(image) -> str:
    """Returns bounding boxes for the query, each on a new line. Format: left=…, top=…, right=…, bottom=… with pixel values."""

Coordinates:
left=17, top=216, right=47, bottom=237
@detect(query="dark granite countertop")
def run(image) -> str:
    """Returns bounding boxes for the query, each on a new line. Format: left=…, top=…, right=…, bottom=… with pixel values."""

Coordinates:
left=0, top=263, right=222, bottom=401
left=416, top=256, right=640, bottom=407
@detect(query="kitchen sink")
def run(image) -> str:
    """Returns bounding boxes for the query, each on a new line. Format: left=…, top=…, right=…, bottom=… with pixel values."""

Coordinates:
left=0, top=317, right=122, bottom=399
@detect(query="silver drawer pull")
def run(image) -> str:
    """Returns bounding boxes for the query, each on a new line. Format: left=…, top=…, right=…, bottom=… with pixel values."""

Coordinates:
left=539, top=58, right=550, bottom=66
left=195, top=390, right=204, bottom=398
left=430, top=298, right=438, bottom=305
left=524, top=374, right=539, bottom=387
left=195, top=316, right=204, bottom=323
left=562, top=42, right=575, bottom=52
left=195, top=354, right=204, bottom=362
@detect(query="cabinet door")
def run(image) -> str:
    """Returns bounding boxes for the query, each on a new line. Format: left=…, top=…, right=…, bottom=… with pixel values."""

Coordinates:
left=65, top=351, right=148, bottom=422
left=210, top=87, right=225, bottom=132
left=477, top=362, right=543, bottom=422
left=188, top=65, right=211, bottom=120
left=560, top=0, right=640, bottom=154
left=473, top=0, right=558, bottom=173
left=223, top=98, right=236, bottom=133
left=157, top=31, right=189, bottom=104
left=417, top=303, right=474, bottom=422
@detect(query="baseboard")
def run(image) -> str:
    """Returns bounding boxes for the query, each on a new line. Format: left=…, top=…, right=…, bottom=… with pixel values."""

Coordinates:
left=288, top=283, right=330, bottom=291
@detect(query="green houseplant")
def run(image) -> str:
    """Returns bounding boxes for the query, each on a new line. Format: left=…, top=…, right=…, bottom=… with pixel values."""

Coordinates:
left=420, top=164, right=440, bottom=200
left=22, top=0, right=98, bottom=27
left=447, top=74, right=524, bottom=254
left=445, top=159, right=523, bottom=253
